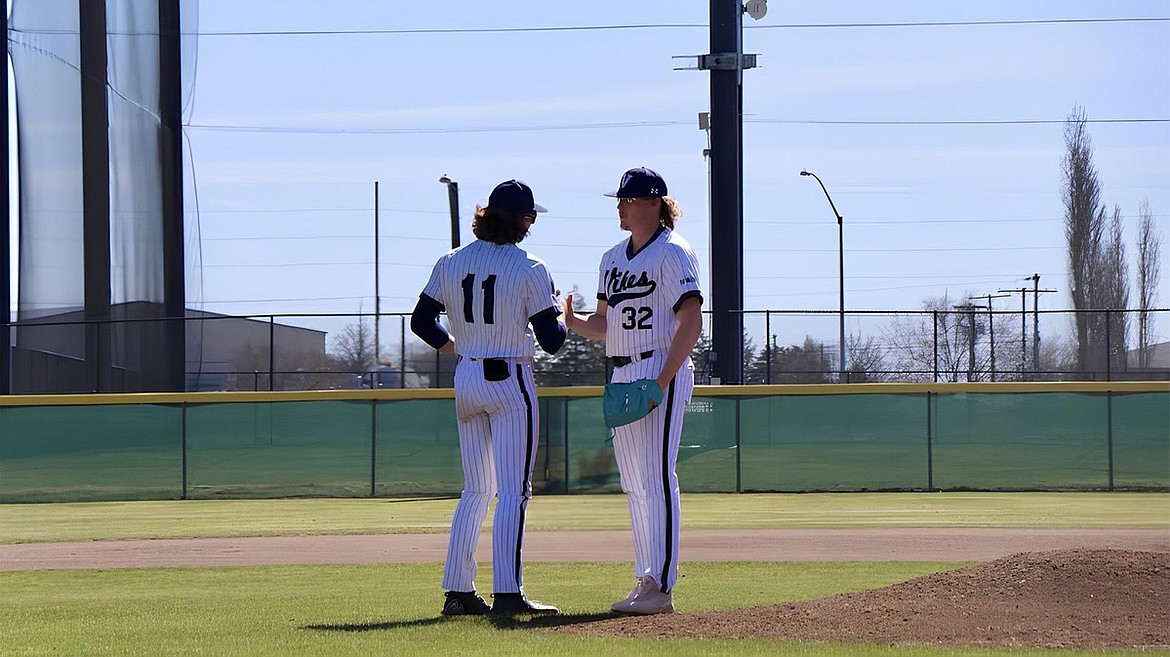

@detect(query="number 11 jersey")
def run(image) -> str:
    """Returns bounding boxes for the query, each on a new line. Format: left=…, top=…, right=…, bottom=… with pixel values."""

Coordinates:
left=421, top=241, right=559, bottom=359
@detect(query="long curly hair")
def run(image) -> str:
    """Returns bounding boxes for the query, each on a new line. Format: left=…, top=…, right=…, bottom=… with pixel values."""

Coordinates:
left=471, top=205, right=533, bottom=245
left=658, top=196, right=683, bottom=229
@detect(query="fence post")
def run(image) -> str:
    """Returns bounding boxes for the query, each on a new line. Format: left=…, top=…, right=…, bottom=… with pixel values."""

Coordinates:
left=1104, top=310, right=1112, bottom=382
left=735, top=397, right=742, bottom=493
left=370, top=399, right=378, bottom=497
left=932, top=311, right=939, bottom=383
left=181, top=402, right=188, bottom=500
left=268, top=316, right=275, bottom=391
left=1106, top=391, right=1115, bottom=491
left=563, top=397, right=572, bottom=493
left=926, top=391, right=934, bottom=491
left=764, top=311, right=771, bottom=384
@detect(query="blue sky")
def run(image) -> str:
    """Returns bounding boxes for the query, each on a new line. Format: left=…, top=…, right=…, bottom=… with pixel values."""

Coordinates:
left=137, top=1, right=1170, bottom=344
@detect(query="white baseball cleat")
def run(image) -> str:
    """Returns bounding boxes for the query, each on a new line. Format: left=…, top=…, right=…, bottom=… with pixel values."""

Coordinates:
left=611, top=576, right=652, bottom=612
left=614, top=576, right=675, bottom=615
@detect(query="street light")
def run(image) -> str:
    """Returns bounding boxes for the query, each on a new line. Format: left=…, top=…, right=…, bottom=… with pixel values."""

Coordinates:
left=438, top=175, right=460, bottom=249
left=800, top=169, right=846, bottom=382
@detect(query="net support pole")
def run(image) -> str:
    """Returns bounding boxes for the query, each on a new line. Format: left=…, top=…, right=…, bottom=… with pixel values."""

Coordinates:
left=80, top=0, right=112, bottom=392
left=1, top=4, right=11, bottom=394
left=159, top=0, right=186, bottom=392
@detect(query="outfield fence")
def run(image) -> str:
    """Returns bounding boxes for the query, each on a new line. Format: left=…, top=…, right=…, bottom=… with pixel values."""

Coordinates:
left=7, top=308, right=1168, bottom=395
left=1, top=382, right=1166, bottom=503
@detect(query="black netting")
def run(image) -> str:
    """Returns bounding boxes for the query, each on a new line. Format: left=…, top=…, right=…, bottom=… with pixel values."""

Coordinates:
left=9, top=0, right=198, bottom=392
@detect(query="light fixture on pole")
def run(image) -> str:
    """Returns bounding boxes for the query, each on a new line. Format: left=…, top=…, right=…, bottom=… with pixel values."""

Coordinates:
left=800, top=169, right=846, bottom=382
left=439, top=175, right=460, bottom=249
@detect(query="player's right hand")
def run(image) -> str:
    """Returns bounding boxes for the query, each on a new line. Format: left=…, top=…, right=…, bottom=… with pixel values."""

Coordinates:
left=563, top=293, right=574, bottom=328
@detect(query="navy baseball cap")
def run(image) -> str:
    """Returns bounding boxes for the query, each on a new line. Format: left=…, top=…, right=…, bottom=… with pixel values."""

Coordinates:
left=487, top=179, right=547, bottom=215
left=604, top=167, right=668, bottom=198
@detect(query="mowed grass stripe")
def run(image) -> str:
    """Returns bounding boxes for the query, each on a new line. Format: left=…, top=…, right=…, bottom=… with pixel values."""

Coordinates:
left=1, top=492, right=1166, bottom=544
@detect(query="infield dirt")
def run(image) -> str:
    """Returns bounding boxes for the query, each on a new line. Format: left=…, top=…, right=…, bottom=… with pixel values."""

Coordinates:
left=4, top=530, right=1168, bottom=650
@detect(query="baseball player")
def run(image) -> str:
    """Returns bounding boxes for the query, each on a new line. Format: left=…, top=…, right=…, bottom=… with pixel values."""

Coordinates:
left=410, top=179, right=566, bottom=617
left=563, top=167, right=703, bottom=615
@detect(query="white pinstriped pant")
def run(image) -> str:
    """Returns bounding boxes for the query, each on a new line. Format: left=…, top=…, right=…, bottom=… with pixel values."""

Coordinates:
left=442, top=357, right=538, bottom=595
left=610, top=355, right=694, bottom=592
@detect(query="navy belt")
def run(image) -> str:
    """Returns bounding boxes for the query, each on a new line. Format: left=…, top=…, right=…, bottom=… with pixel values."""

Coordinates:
left=609, top=350, right=655, bottom=367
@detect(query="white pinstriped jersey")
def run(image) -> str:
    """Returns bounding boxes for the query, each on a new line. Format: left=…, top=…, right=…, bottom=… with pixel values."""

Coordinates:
left=421, top=240, right=559, bottom=359
left=596, top=226, right=703, bottom=357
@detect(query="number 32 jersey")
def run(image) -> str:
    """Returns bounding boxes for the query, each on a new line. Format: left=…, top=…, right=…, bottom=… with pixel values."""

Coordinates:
left=597, top=226, right=703, bottom=357
left=421, top=241, right=559, bottom=359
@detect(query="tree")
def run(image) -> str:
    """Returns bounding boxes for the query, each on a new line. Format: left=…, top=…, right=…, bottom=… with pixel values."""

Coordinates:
left=881, top=292, right=1022, bottom=382
left=1103, top=205, right=1130, bottom=370
left=1062, top=106, right=1116, bottom=374
left=328, top=319, right=376, bottom=374
left=1136, top=199, right=1163, bottom=368
left=885, top=295, right=967, bottom=382
left=690, top=330, right=714, bottom=384
left=846, top=333, right=889, bottom=382
left=533, top=286, right=608, bottom=386
left=746, top=335, right=832, bottom=384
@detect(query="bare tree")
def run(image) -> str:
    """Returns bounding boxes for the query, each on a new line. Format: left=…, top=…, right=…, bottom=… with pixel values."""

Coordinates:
left=883, top=293, right=967, bottom=382
left=1063, top=106, right=1110, bottom=373
left=1104, top=204, right=1130, bottom=370
left=846, top=333, right=889, bottom=382
left=1136, top=199, right=1163, bottom=368
left=328, top=319, right=376, bottom=374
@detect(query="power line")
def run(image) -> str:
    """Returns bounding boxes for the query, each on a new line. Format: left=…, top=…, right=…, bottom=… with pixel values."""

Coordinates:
left=747, top=245, right=1061, bottom=253
left=194, top=208, right=1167, bottom=225
left=754, top=214, right=1170, bottom=226
left=184, top=17, right=1169, bottom=37
left=184, top=117, right=1166, bottom=135
left=748, top=118, right=1168, bottom=126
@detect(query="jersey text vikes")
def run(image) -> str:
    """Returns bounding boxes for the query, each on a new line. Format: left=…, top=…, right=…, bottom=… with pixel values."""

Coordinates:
left=597, top=225, right=702, bottom=359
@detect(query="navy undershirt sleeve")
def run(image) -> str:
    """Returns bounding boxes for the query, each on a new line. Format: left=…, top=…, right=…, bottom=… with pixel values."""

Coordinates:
left=530, top=307, right=567, bottom=355
left=410, top=294, right=450, bottom=350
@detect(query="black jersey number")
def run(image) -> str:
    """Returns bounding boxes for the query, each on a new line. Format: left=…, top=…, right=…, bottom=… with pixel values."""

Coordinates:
left=620, top=306, right=653, bottom=330
left=460, top=274, right=497, bottom=324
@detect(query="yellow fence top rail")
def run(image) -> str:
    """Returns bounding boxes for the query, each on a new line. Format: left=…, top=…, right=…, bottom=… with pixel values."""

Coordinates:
left=0, top=381, right=1165, bottom=406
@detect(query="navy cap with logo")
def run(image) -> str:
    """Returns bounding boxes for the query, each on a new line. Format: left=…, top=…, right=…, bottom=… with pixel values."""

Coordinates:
left=604, top=167, right=668, bottom=198
left=487, top=179, right=547, bottom=215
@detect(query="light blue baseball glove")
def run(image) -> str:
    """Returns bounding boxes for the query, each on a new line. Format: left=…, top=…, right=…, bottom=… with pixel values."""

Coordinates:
left=602, top=379, right=664, bottom=429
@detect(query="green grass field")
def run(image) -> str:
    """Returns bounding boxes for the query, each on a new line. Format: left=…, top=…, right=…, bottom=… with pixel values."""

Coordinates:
left=1, top=493, right=1167, bottom=656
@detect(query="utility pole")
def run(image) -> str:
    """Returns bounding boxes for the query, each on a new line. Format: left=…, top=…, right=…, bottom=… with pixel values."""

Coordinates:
left=998, top=287, right=1030, bottom=377
left=952, top=302, right=986, bottom=382
left=374, top=181, right=381, bottom=368
left=678, top=0, right=764, bottom=384
left=970, top=292, right=1011, bottom=381
left=1029, top=273, right=1057, bottom=372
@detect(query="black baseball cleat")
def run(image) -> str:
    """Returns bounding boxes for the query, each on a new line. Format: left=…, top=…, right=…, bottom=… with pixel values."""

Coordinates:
left=441, top=590, right=491, bottom=616
left=489, top=592, right=560, bottom=616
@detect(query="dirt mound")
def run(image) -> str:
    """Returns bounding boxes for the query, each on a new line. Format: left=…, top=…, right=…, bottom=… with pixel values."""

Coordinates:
left=551, top=549, right=1169, bottom=649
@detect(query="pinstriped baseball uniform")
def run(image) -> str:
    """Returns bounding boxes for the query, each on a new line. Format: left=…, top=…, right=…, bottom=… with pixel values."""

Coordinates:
left=597, top=225, right=702, bottom=592
left=421, top=239, right=559, bottom=595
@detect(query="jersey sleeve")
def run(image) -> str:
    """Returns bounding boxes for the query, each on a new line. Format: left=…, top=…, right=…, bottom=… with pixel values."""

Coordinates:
left=524, top=261, right=560, bottom=320
left=596, top=254, right=608, bottom=303
left=662, top=244, right=703, bottom=312
left=420, top=255, right=447, bottom=308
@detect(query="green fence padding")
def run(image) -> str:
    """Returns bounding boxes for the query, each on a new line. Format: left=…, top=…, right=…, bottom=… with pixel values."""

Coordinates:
left=374, top=399, right=463, bottom=496
left=738, top=394, right=929, bottom=492
left=185, top=401, right=372, bottom=499
left=1, top=386, right=1166, bottom=502
left=932, top=392, right=1109, bottom=490
left=1111, top=392, right=1170, bottom=489
left=0, top=404, right=182, bottom=502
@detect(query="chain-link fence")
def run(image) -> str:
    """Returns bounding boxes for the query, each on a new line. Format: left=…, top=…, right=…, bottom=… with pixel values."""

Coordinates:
left=5, top=308, right=1167, bottom=393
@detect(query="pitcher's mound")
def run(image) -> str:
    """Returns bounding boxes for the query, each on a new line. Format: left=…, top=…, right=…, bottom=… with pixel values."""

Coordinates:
left=553, top=549, right=1169, bottom=649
